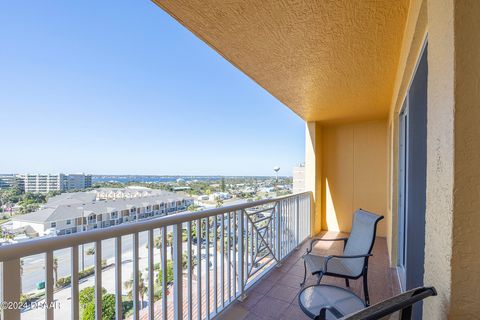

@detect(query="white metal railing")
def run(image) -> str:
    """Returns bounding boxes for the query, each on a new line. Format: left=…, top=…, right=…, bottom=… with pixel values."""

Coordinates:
left=0, top=192, right=311, bottom=320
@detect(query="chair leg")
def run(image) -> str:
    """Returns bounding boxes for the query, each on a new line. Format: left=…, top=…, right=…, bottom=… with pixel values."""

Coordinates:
left=300, top=258, right=307, bottom=287
left=363, top=271, right=370, bottom=306
left=316, top=272, right=324, bottom=285
left=345, top=278, right=350, bottom=288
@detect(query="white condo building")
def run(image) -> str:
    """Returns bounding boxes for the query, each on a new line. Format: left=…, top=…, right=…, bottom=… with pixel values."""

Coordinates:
left=21, top=173, right=92, bottom=193
left=292, top=164, right=305, bottom=194
left=11, top=187, right=193, bottom=237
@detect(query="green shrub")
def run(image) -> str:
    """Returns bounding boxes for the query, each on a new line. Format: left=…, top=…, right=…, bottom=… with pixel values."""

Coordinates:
left=81, top=302, right=95, bottom=320
left=154, top=287, right=163, bottom=301
left=78, top=266, right=95, bottom=279
left=56, top=275, right=71, bottom=288
left=79, top=287, right=106, bottom=310
left=79, top=288, right=113, bottom=320
left=122, top=299, right=133, bottom=316
left=101, top=293, right=116, bottom=320
left=156, top=260, right=174, bottom=284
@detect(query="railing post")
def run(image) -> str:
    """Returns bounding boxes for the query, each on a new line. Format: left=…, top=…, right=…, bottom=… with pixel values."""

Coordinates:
left=1, top=259, right=21, bottom=320
left=237, top=210, right=245, bottom=301
left=295, top=195, right=300, bottom=249
left=115, top=237, right=122, bottom=320
left=71, top=246, right=79, bottom=320
left=95, top=241, right=102, bottom=320
left=45, top=251, right=54, bottom=320
left=276, top=201, right=282, bottom=264
left=133, top=233, right=139, bottom=320
left=173, top=223, right=183, bottom=320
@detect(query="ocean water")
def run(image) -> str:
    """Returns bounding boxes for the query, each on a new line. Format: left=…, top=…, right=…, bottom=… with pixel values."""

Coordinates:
left=92, top=175, right=272, bottom=183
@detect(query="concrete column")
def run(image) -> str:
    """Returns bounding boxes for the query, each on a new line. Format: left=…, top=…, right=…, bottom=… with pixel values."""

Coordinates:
left=305, top=122, right=322, bottom=236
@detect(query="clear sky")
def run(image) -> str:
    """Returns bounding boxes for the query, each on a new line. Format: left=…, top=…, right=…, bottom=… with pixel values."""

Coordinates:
left=0, top=1, right=304, bottom=177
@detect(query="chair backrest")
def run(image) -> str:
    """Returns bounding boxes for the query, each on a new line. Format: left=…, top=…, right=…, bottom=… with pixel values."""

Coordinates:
left=342, top=209, right=383, bottom=275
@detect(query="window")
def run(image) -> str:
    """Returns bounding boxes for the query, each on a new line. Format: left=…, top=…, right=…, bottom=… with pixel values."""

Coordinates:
left=66, top=219, right=71, bottom=225
left=51, top=222, right=56, bottom=228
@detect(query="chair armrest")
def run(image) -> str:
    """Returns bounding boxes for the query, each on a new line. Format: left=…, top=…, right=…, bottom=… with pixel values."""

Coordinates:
left=321, top=254, right=373, bottom=274
left=308, top=237, right=348, bottom=253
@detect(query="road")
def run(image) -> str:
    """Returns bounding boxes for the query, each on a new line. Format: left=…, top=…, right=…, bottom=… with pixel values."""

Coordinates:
left=19, top=198, right=247, bottom=293
left=21, top=235, right=228, bottom=320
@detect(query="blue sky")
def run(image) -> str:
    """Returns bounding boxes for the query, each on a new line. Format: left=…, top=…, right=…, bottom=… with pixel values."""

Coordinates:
left=0, top=1, right=304, bottom=177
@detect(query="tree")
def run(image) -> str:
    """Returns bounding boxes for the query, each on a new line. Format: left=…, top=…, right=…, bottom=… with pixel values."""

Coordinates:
left=81, top=292, right=115, bottom=320
left=221, top=177, right=226, bottom=192
left=153, top=232, right=175, bottom=259
left=79, top=287, right=106, bottom=310
left=182, top=252, right=198, bottom=279
left=53, top=258, right=58, bottom=287
left=215, top=198, right=224, bottom=208
left=0, top=187, right=22, bottom=206
left=166, top=232, right=173, bottom=259
left=156, top=260, right=174, bottom=285
left=124, top=271, right=148, bottom=309
left=86, top=247, right=95, bottom=256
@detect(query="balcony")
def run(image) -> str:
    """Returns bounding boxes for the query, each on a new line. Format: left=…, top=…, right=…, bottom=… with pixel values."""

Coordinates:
left=0, top=192, right=313, bottom=320
left=218, top=233, right=399, bottom=320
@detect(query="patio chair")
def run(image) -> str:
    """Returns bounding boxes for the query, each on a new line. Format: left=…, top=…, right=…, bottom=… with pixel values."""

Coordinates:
left=314, top=287, right=437, bottom=320
left=301, top=209, right=383, bottom=306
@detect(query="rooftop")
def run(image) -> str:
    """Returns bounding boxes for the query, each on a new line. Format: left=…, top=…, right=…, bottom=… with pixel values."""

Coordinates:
left=12, top=190, right=192, bottom=223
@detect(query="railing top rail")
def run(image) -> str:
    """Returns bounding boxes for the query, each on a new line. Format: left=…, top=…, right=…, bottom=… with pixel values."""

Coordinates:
left=0, top=192, right=311, bottom=262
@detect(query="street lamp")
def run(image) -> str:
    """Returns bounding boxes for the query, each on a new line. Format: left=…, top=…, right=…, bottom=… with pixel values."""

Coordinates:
left=273, top=166, right=280, bottom=182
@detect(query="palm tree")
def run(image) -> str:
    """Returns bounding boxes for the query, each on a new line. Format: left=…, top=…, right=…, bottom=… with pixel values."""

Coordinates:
left=154, top=236, right=162, bottom=249
left=124, top=271, right=148, bottom=308
left=182, top=253, right=198, bottom=279
left=53, top=258, right=58, bottom=287
left=153, top=233, right=174, bottom=259
left=166, top=232, right=173, bottom=259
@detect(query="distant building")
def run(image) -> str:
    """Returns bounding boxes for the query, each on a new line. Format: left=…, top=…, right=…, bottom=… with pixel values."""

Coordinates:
left=66, top=173, right=92, bottom=190
left=95, top=186, right=168, bottom=200
left=0, top=174, right=23, bottom=190
left=209, top=192, right=232, bottom=201
left=12, top=188, right=193, bottom=236
left=293, top=164, right=305, bottom=194
left=20, top=173, right=92, bottom=193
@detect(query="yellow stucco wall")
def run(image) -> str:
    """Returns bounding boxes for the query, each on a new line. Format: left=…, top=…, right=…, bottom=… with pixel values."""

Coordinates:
left=386, top=0, right=427, bottom=266
left=387, top=0, right=480, bottom=318
left=449, top=1, right=480, bottom=318
left=320, top=120, right=388, bottom=237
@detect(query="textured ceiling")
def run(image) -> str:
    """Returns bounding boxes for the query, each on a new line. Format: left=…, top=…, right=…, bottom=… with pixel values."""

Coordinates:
left=153, top=0, right=409, bottom=123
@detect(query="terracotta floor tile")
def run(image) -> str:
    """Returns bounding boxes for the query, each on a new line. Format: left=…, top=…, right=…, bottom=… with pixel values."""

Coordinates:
left=279, top=303, right=311, bottom=320
left=249, top=296, right=291, bottom=318
left=277, top=273, right=304, bottom=288
left=265, top=283, right=299, bottom=303
left=240, top=290, right=264, bottom=309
